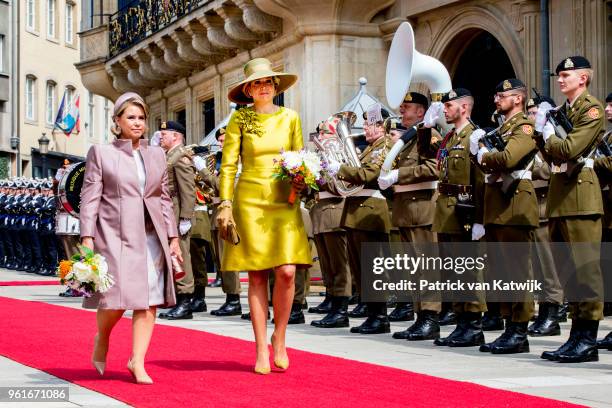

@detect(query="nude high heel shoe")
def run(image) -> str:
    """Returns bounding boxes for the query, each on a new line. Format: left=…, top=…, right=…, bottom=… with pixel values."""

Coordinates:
left=127, top=359, right=154, bottom=385
left=271, top=334, right=289, bottom=370
left=91, top=334, right=106, bottom=376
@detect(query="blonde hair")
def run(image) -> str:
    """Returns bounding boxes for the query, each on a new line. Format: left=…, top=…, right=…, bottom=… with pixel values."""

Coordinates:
left=111, top=96, right=149, bottom=136
left=576, top=68, right=593, bottom=87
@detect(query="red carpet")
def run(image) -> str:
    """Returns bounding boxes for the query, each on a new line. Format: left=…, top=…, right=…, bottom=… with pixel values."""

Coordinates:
left=0, top=296, right=582, bottom=408
left=0, top=281, right=59, bottom=286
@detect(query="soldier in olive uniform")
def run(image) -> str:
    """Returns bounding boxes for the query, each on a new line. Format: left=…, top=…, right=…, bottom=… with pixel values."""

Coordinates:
left=327, top=105, right=393, bottom=334
left=378, top=92, right=443, bottom=340
left=422, top=88, right=488, bottom=348
left=188, top=173, right=212, bottom=314
left=158, top=121, right=197, bottom=320
left=310, top=121, right=352, bottom=328
left=537, top=56, right=605, bottom=363
left=526, top=96, right=566, bottom=336
left=472, top=79, right=538, bottom=354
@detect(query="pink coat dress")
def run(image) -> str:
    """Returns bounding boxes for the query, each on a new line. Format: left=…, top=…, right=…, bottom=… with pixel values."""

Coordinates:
left=80, top=139, right=178, bottom=310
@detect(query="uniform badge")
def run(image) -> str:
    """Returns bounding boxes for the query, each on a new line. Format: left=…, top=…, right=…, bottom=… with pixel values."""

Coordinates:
left=527, top=98, right=534, bottom=107
left=502, top=80, right=512, bottom=91
left=448, top=90, right=457, bottom=99
left=404, top=93, right=413, bottom=102
left=161, top=121, right=167, bottom=129
left=564, top=58, right=574, bottom=69
left=587, top=107, right=600, bottom=119
left=522, top=124, right=533, bottom=135
left=371, top=148, right=383, bottom=161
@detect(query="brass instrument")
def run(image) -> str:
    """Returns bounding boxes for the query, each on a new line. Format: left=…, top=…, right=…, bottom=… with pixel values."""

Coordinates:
left=313, top=111, right=364, bottom=197
left=186, top=144, right=219, bottom=203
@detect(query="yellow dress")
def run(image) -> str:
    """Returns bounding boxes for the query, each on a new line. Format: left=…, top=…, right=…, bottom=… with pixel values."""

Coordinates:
left=219, top=106, right=312, bottom=271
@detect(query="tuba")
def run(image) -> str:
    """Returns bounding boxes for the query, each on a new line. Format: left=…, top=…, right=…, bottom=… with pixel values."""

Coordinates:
left=313, top=111, right=365, bottom=197
left=381, top=22, right=452, bottom=174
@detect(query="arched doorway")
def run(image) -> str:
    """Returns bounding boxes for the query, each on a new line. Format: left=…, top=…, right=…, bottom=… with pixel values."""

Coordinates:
left=442, top=30, right=516, bottom=127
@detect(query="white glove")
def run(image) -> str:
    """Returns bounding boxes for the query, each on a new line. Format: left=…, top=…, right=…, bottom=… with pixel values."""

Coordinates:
left=192, top=155, right=206, bottom=171
left=150, top=131, right=161, bottom=146
left=327, top=158, right=341, bottom=175
left=179, top=219, right=192, bottom=235
left=423, top=102, right=444, bottom=128
left=534, top=102, right=553, bottom=132
left=469, top=129, right=485, bottom=155
left=477, top=146, right=488, bottom=164
left=378, top=169, right=398, bottom=190
left=542, top=122, right=555, bottom=142
left=471, top=223, right=485, bottom=241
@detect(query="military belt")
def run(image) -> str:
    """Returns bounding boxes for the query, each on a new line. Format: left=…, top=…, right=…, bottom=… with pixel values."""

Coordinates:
left=438, top=183, right=471, bottom=196
left=532, top=180, right=549, bottom=189
left=316, top=191, right=342, bottom=200
left=393, top=181, right=438, bottom=193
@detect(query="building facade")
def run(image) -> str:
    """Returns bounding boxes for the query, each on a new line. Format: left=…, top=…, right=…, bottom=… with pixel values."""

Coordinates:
left=15, top=0, right=112, bottom=178
left=75, top=0, right=611, bottom=143
left=0, top=0, right=12, bottom=178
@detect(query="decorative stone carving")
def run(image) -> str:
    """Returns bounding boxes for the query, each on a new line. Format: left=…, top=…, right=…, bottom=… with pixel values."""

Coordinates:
left=134, top=50, right=173, bottom=83
left=107, top=63, right=144, bottom=94
left=234, top=0, right=281, bottom=33
left=199, top=14, right=245, bottom=50
left=120, top=57, right=162, bottom=89
left=171, top=29, right=209, bottom=67
left=215, top=5, right=260, bottom=43
left=145, top=44, right=179, bottom=79
left=159, top=37, right=195, bottom=75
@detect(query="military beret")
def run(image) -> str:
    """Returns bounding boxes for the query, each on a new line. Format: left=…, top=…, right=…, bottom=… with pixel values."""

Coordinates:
left=362, top=108, right=391, bottom=122
left=554, top=56, right=591, bottom=75
left=527, top=95, right=556, bottom=109
left=215, top=127, right=226, bottom=140
left=160, top=120, right=186, bottom=135
left=402, top=92, right=429, bottom=109
left=495, top=78, right=526, bottom=93
left=606, top=93, right=612, bottom=103
left=441, top=88, right=472, bottom=103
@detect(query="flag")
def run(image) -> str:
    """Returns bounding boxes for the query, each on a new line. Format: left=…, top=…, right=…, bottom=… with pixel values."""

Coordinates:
left=54, top=91, right=80, bottom=136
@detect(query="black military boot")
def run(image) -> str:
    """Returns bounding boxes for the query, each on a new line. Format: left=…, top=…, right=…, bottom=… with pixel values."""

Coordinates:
left=241, top=310, right=271, bottom=320
left=528, top=303, right=561, bottom=337
left=603, top=302, right=612, bottom=317
left=212, top=294, right=242, bottom=316
left=209, top=274, right=222, bottom=288
left=438, top=308, right=457, bottom=326
left=541, top=320, right=580, bottom=361
left=486, top=322, right=530, bottom=354
left=482, top=312, right=505, bottom=331
left=447, top=312, right=484, bottom=347
left=308, top=293, right=332, bottom=314
left=311, top=296, right=350, bottom=328
left=393, top=310, right=440, bottom=340
left=597, top=331, right=612, bottom=350
left=348, top=294, right=359, bottom=305
left=159, top=294, right=193, bottom=320
left=348, top=301, right=368, bottom=318
left=388, top=302, right=415, bottom=322
left=557, top=302, right=569, bottom=322
left=434, top=323, right=465, bottom=346
left=189, top=287, right=207, bottom=313
left=351, top=303, right=390, bottom=334
left=558, top=320, right=599, bottom=363
left=283, top=303, right=305, bottom=324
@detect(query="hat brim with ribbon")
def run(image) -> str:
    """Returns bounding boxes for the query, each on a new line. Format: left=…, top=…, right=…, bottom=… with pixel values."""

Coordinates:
left=228, top=58, right=297, bottom=104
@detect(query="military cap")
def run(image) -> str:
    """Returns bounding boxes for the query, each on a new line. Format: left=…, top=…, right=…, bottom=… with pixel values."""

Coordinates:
left=606, top=93, right=612, bottom=103
left=44, top=180, right=53, bottom=189
left=402, top=92, right=429, bottom=109
left=527, top=95, right=556, bottom=109
left=554, top=56, right=591, bottom=75
left=495, top=78, right=526, bottom=93
left=362, top=106, right=391, bottom=122
left=441, top=88, right=472, bottom=103
left=160, top=120, right=186, bottom=135
left=215, top=127, right=226, bottom=140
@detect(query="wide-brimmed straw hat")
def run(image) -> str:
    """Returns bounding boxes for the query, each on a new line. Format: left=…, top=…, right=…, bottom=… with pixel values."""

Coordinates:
left=228, top=58, right=297, bottom=104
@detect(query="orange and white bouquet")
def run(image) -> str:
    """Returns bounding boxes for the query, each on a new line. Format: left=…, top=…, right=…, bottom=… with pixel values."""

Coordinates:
left=58, top=245, right=114, bottom=297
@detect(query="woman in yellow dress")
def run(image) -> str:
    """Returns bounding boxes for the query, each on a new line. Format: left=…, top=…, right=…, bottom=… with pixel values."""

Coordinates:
left=217, top=58, right=311, bottom=374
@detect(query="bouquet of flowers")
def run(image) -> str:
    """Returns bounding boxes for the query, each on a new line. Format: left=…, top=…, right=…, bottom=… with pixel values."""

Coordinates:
left=58, top=245, right=114, bottom=297
left=273, top=149, right=327, bottom=205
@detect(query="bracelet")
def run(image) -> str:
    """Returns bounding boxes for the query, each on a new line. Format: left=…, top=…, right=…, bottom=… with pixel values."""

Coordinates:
left=218, top=200, right=232, bottom=210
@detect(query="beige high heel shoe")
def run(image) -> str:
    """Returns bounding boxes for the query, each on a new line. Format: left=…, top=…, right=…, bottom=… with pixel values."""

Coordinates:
left=271, top=334, right=289, bottom=370
left=91, top=334, right=106, bottom=376
left=127, top=359, right=153, bottom=385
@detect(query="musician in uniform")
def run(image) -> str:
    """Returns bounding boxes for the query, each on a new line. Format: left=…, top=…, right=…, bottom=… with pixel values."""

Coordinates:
left=537, top=56, right=605, bottom=363
left=422, top=88, right=488, bottom=348
left=38, top=179, right=58, bottom=276
left=24, top=181, right=44, bottom=273
left=327, top=105, right=393, bottom=334
left=472, top=78, right=538, bottom=354
left=158, top=121, right=197, bottom=320
left=378, top=92, right=443, bottom=340
left=310, top=120, right=352, bottom=328
left=526, top=96, right=566, bottom=336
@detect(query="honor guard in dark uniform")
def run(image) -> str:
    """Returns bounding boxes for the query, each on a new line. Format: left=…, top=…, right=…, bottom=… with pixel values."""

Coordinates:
left=526, top=96, right=567, bottom=336
left=327, top=106, right=393, bottom=334
left=39, top=179, right=59, bottom=276
left=3, top=180, right=19, bottom=269
left=378, top=92, right=443, bottom=340
left=158, top=121, right=198, bottom=320
left=24, top=181, right=44, bottom=273
left=309, top=122, right=352, bottom=329
left=422, top=88, right=488, bottom=348
left=474, top=79, right=538, bottom=354
left=0, top=181, right=9, bottom=267
left=14, top=180, right=30, bottom=271
left=537, top=56, right=605, bottom=363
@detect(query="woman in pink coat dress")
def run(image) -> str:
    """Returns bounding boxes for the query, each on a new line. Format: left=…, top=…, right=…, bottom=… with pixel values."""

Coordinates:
left=80, top=92, right=182, bottom=384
